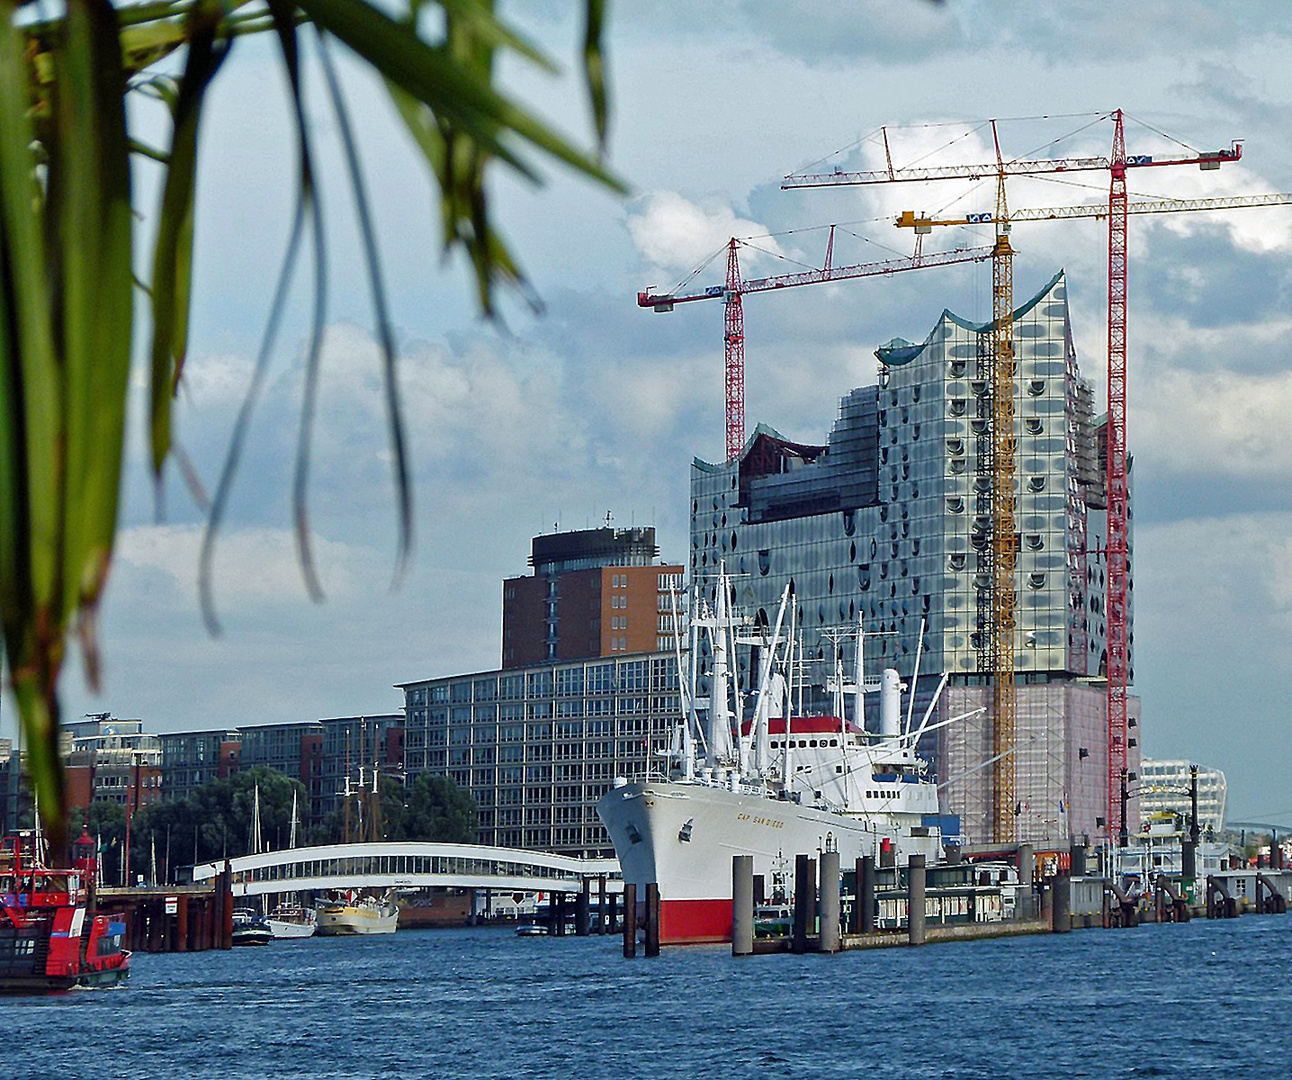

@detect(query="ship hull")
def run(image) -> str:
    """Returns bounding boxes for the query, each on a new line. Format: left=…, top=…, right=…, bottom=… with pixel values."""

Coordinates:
left=315, top=898, right=399, bottom=936
left=598, top=779, right=941, bottom=944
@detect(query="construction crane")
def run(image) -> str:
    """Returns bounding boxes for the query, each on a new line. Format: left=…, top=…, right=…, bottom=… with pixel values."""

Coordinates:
left=897, top=188, right=1292, bottom=843
left=638, top=232, right=993, bottom=462
left=785, top=110, right=1245, bottom=845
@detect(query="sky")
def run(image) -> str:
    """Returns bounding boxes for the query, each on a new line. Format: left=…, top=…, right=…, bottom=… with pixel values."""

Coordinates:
left=16, top=1, right=1292, bottom=824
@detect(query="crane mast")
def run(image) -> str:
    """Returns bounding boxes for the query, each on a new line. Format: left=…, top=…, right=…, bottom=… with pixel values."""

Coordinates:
left=724, top=240, right=746, bottom=462
left=1106, top=111, right=1131, bottom=846
left=989, top=165, right=1018, bottom=844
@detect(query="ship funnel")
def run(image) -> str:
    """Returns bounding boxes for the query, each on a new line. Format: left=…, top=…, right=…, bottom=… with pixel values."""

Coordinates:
left=880, top=668, right=903, bottom=739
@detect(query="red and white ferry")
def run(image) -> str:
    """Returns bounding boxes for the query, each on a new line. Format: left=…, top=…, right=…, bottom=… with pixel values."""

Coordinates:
left=0, top=831, right=130, bottom=993
left=597, top=568, right=962, bottom=945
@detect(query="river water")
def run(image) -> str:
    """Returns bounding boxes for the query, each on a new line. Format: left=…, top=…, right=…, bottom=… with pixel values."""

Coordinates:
left=5, top=917, right=1289, bottom=1080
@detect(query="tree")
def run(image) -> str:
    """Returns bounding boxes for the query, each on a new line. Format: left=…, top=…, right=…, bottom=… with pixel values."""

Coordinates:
left=1, top=0, right=621, bottom=853
left=398, top=773, right=478, bottom=844
left=133, top=765, right=308, bottom=870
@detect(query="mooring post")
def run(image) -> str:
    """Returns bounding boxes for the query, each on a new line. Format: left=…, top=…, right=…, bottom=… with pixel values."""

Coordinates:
left=732, top=855, right=754, bottom=957
left=1070, top=842, right=1087, bottom=878
left=575, top=879, right=591, bottom=936
left=791, top=854, right=816, bottom=954
left=1016, top=844, right=1034, bottom=921
left=1052, top=872, right=1071, bottom=933
left=597, top=876, right=607, bottom=934
left=622, top=883, right=637, bottom=958
left=818, top=849, right=841, bottom=954
left=907, top=855, right=926, bottom=945
left=644, top=883, right=661, bottom=957
left=859, top=855, right=876, bottom=935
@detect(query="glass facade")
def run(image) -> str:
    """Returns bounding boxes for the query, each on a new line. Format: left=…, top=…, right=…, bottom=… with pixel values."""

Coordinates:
left=689, top=271, right=1135, bottom=846
left=401, top=653, right=682, bottom=857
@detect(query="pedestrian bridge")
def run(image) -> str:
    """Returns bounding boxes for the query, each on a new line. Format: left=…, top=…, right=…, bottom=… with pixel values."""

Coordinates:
left=191, top=841, right=622, bottom=899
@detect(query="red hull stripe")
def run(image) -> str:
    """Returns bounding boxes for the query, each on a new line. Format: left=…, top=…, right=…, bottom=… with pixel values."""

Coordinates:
left=658, top=898, right=732, bottom=944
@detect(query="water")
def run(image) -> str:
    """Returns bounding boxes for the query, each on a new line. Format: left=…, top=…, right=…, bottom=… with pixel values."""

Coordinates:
left=4, top=918, right=1289, bottom=1080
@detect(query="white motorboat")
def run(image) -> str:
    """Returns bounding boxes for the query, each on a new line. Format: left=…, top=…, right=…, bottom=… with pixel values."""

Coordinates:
left=266, top=901, right=317, bottom=939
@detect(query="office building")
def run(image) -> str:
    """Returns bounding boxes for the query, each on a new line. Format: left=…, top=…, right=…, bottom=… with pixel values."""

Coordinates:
left=502, top=526, right=686, bottom=667
left=688, top=270, right=1137, bottom=846
left=1139, top=759, right=1227, bottom=835
left=400, top=652, right=679, bottom=858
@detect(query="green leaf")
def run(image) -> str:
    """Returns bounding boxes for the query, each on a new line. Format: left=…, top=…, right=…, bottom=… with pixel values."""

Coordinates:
left=582, top=0, right=609, bottom=152
left=147, top=0, right=229, bottom=475
left=296, top=0, right=624, bottom=190
left=56, top=0, right=133, bottom=644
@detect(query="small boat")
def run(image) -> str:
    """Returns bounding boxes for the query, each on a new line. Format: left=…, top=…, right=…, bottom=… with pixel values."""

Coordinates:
left=265, top=902, right=317, bottom=939
left=753, top=901, right=793, bottom=938
left=0, top=831, right=130, bottom=993
left=515, top=923, right=548, bottom=937
left=316, top=891, right=399, bottom=936
left=231, top=908, right=273, bottom=946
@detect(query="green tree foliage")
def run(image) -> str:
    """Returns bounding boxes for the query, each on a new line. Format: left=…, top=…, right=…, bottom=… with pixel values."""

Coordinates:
left=132, top=766, right=308, bottom=873
left=1, top=0, right=621, bottom=856
left=311, top=773, right=477, bottom=844
left=396, top=773, right=478, bottom=844
left=68, top=798, right=127, bottom=883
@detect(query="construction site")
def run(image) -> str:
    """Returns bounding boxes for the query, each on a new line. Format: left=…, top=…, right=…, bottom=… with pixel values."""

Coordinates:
left=645, top=110, right=1291, bottom=852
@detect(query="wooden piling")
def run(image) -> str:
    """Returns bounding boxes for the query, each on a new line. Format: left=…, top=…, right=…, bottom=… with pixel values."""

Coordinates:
left=644, top=884, right=660, bottom=957
left=622, top=883, right=637, bottom=958
left=597, top=876, right=607, bottom=934
left=907, top=855, right=926, bottom=946
left=176, top=894, right=189, bottom=952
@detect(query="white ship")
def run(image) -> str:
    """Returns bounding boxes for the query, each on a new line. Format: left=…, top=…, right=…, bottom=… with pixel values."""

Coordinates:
left=597, top=567, right=967, bottom=944
left=266, top=901, right=318, bottom=938
left=315, top=891, right=399, bottom=935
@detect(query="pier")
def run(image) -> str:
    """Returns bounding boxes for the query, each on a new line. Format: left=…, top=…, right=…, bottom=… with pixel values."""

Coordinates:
left=97, top=863, right=236, bottom=953
left=714, top=846, right=1292, bottom=959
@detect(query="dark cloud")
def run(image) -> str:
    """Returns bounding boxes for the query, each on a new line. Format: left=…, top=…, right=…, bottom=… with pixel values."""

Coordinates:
left=738, top=0, right=962, bottom=66
left=1134, top=224, right=1292, bottom=346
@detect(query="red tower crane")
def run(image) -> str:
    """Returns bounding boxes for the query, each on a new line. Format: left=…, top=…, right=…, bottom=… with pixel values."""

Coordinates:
left=638, top=234, right=992, bottom=462
left=784, top=112, right=1244, bottom=844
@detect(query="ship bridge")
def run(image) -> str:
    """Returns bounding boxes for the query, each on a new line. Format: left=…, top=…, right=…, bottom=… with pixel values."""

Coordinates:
left=191, top=841, right=622, bottom=899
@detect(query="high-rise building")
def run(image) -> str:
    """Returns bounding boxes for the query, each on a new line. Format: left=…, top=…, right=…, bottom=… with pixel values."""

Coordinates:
left=688, top=270, right=1137, bottom=847
left=1139, top=759, right=1227, bottom=836
left=63, top=715, right=163, bottom=813
left=158, top=728, right=241, bottom=803
left=501, top=526, right=686, bottom=667
left=399, top=651, right=679, bottom=857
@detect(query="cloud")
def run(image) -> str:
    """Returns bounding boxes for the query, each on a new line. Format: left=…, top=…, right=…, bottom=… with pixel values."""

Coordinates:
left=739, top=0, right=962, bottom=64
left=115, top=523, right=374, bottom=611
left=626, top=191, right=787, bottom=277
left=1130, top=322, right=1292, bottom=484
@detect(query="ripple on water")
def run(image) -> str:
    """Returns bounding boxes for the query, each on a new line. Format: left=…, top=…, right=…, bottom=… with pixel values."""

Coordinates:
left=2, top=920, right=1291, bottom=1080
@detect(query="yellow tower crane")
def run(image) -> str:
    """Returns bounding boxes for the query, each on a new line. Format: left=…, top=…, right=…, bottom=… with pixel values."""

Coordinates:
left=898, top=187, right=1292, bottom=845
left=898, top=167, right=1017, bottom=844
